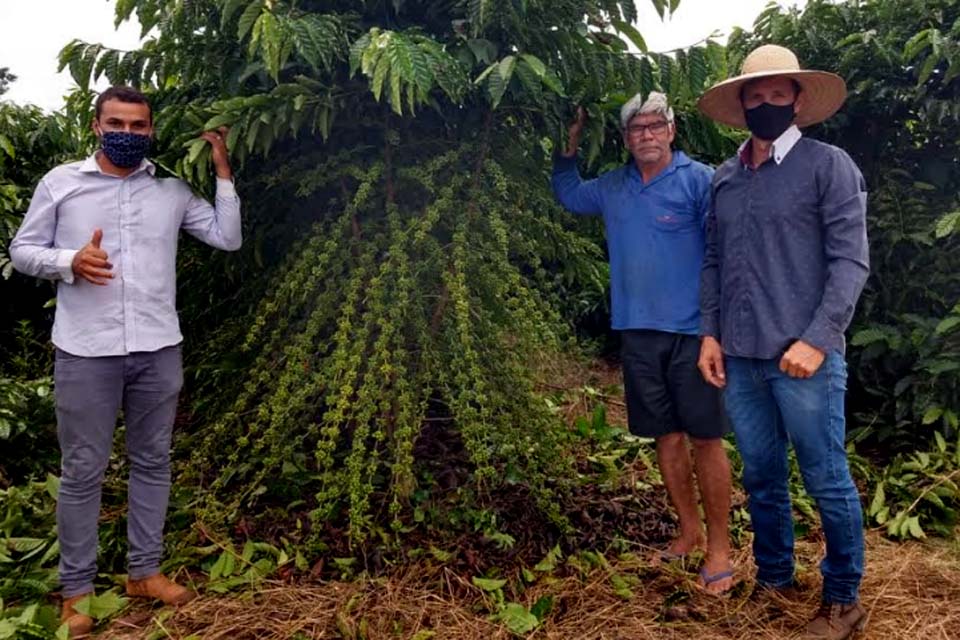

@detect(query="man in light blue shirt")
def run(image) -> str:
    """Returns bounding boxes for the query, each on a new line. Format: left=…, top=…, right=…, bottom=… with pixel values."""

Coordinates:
left=10, top=85, right=240, bottom=636
left=552, top=92, right=733, bottom=594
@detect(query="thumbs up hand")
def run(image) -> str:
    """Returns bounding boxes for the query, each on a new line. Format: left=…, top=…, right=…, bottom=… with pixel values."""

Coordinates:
left=71, top=229, right=113, bottom=285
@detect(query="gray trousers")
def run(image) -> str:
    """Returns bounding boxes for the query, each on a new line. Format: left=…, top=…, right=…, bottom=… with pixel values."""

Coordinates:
left=53, top=345, right=182, bottom=597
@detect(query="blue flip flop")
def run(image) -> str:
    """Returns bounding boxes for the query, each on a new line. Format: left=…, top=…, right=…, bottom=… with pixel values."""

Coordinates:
left=699, top=567, right=735, bottom=595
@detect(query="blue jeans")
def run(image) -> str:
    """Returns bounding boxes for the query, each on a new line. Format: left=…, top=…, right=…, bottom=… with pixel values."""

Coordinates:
left=54, top=346, right=183, bottom=598
left=724, top=352, right=864, bottom=604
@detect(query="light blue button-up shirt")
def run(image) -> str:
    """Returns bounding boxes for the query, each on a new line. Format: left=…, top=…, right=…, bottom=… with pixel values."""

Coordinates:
left=10, top=153, right=242, bottom=357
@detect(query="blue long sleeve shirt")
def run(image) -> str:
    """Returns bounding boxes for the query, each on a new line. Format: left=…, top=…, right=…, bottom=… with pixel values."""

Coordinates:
left=699, top=135, right=869, bottom=358
left=552, top=151, right=714, bottom=334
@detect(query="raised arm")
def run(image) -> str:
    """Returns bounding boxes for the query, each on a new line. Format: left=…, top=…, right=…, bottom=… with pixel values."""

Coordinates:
left=181, top=127, right=242, bottom=251
left=551, top=108, right=603, bottom=215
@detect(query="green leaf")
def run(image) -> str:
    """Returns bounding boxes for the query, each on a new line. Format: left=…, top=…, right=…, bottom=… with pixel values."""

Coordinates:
left=609, top=572, right=633, bottom=599
left=534, top=545, right=562, bottom=572
left=541, top=70, right=564, bottom=96
left=349, top=31, right=373, bottom=77
left=495, top=602, right=540, bottom=634
left=923, top=492, right=945, bottom=509
left=922, top=406, right=943, bottom=425
left=925, top=360, right=960, bottom=375
left=221, top=0, right=249, bottom=30
left=903, top=28, right=932, bottom=61
left=515, top=58, right=543, bottom=103
left=935, top=211, right=960, bottom=238
left=209, top=550, right=236, bottom=580
left=203, top=113, right=236, bottom=130
left=906, top=515, right=926, bottom=539
left=471, top=576, right=506, bottom=591
left=611, top=20, right=647, bottom=52
left=487, top=55, right=515, bottom=108
left=851, top=328, right=887, bottom=347
left=530, top=595, right=553, bottom=621
left=875, top=506, right=890, bottom=525
left=237, top=0, right=264, bottom=40
left=945, top=409, right=959, bottom=430
left=935, top=316, right=960, bottom=335
left=45, top=474, right=60, bottom=499
left=185, top=138, right=207, bottom=163
left=518, top=53, right=546, bottom=77
left=869, top=482, right=885, bottom=516
left=72, top=592, right=128, bottom=620
left=0, top=134, right=14, bottom=159
left=467, top=39, right=497, bottom=65
left=935, top=430, right=947, bottom=453
left=917, top=52, right=941, bottom=86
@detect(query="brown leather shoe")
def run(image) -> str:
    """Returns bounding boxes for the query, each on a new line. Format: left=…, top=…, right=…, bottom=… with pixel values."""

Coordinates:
left=60, top=593, right=95, bottom=638
left=749, top=578, right=804, bottom=602
left=126, top=573, right=196, bottom=606
left=800, top=600, right=867, bottom=639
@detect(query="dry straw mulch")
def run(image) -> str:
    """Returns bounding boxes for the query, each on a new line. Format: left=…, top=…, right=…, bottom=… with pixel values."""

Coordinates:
left=101, top=532, right=960, bottom=640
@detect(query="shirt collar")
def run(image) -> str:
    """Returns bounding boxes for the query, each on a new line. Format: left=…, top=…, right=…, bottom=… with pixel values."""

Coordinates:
left=631, top=150, right=691, bottom=185
left=738, top=124, right=802, bottom=168
left=79, top=152, right=156, bottom=177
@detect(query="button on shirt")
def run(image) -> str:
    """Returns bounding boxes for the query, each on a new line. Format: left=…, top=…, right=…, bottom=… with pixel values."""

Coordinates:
left=552, top=151, right=714, bottom=334
left=10, top=154, right=242, bottom=357
left=700, top=126, right=870, bottom=358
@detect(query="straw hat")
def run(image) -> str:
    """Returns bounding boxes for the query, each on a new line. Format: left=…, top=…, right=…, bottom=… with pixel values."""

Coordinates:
left=697, top=44, right=847, bottom=129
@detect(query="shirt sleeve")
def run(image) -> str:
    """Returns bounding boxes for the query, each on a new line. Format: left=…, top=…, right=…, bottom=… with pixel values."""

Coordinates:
left=696, top=165, right=714, bottom=230
left=9, top=179, right=79, bottom=283
left=699, top=179, right=721, bottom=339
left=551, top=154, right=603, bottom=216
left=799, top=148, right=870, bottom=352
left=181, top=178, right=242, bottom=251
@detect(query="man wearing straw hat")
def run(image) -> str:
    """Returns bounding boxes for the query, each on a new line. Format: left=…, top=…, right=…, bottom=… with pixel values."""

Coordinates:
left=553, top=92, right=734, bottom=595
left=697, top=45, right=869, bottom=638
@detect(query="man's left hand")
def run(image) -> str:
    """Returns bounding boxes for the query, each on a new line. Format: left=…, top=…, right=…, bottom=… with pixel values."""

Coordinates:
left=779, top=340, right=826, bottom=378
left=201, top=126, right=232, bottom=179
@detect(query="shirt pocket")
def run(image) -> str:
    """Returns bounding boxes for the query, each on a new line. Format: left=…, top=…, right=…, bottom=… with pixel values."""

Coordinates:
left=652, top=209, right=699, bottom=233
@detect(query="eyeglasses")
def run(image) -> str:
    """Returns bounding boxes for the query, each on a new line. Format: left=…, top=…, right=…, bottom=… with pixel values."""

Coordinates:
left=626, top=121, right=670, bottom=136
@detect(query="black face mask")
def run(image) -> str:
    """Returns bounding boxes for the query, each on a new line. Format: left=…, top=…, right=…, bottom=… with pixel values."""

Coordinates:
left=744, top=102, right=796, bottom=141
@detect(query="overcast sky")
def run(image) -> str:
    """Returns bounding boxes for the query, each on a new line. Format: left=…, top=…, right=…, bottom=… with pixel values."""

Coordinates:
left=0, top=0, right=806, bottom=112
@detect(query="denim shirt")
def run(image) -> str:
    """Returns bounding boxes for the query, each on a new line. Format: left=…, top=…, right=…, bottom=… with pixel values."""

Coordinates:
left=553, top=151, right=713, bottom=334
left=699, top=134, right=869, bottom=359
left=10, top=154, right=242, bottom=357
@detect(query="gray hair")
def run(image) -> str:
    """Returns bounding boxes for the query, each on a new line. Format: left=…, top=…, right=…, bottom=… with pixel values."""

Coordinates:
left=619, top=91, right=674, bottom=130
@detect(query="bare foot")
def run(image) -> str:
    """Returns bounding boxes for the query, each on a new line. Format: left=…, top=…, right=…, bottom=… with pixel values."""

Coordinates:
left=650, top=534, right=704, bottom=567
left=698, top=549, right=734, bottom=595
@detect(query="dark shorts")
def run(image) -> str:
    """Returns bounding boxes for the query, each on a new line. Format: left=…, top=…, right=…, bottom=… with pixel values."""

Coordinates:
left=620, top=329, right=726, bottom=440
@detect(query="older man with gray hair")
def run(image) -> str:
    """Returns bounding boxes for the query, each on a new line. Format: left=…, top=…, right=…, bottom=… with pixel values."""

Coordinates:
left=552, top=92, right=734, bottom=592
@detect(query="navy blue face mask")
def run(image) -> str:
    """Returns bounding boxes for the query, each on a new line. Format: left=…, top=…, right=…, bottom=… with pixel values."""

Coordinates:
left=100, top=131, right=152, bottom=168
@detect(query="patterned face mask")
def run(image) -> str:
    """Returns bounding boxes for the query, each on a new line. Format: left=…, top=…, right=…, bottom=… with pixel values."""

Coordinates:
left=100, top=131, right=152, bottom=168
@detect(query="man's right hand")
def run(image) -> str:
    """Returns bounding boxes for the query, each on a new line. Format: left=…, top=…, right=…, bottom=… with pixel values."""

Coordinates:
left=698, top=336, right=726, bottom=389
left=562, top=106, right=586, bottom=158
left=71, top=229, right=113, bottom=285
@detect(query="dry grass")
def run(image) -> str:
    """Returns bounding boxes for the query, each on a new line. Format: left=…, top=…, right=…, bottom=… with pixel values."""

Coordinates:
left=98, top=355, right=960, bottom=639
left=100, top=532, right=960, bottom=640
